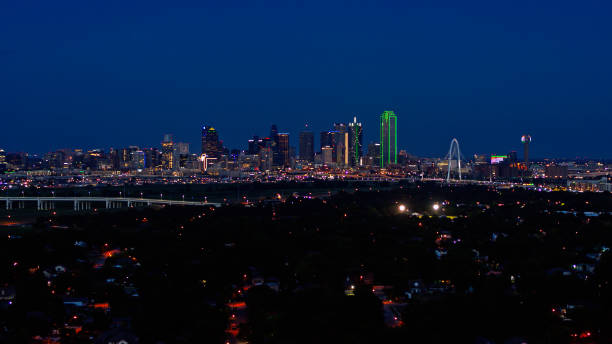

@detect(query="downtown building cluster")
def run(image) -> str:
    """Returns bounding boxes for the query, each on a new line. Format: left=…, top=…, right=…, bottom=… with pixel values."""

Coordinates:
left=1, top=110, right=611, bottom=191
left=0, top=111, right=401, bottom=176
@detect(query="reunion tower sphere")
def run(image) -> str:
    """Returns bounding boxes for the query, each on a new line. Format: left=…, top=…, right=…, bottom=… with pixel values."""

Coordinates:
left=521, top=135, right=532, bottom=143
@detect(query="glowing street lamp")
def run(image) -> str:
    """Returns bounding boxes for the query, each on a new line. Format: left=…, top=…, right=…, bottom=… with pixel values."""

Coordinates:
left=398, top=204, right=406, bottom=212
left=432, top=203, right=440, bottom=211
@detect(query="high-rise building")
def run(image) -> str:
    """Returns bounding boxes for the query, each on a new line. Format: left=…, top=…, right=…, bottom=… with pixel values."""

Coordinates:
left=521, top=135, right=531, bottom=165
left=367, top=142, right=381, bottom=167
left=201, top=126, right=221, bottom=158
left=161, top=134, right=175, bottom=170
left=259, top=137, right=273, bottom=171
left=320, top=131, right=330, bottom=151
left=270, top=124, right=281, bottom=167
left=348, top=116, right=363, bottom=167
left=333, top=123, right=349, bottom=166
left=321, top=146, right=333, bottom=165
left=0, top=149, right=5, bottom=172
left=299, top=130, right=314, bottom=162
left=380, top=110, right=398, bottom=168
left=248, top=136, right=261, bottom=155
left=277, top=133, right=290, bottom=167
left=131, top=150, right=146, bottom=170
left=143, top=148, right=161, bottom=169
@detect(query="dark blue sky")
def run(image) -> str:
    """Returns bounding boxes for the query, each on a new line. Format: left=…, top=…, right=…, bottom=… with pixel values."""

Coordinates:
left=1, top=1, right=611, bottom=158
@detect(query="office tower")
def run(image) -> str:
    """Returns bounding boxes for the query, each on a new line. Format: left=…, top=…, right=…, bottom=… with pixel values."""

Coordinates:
left=333, top=123, right=349, bottom=166
left=131, top=150, right=146, bottom=170
left=521, top=135, right=531, bottom=165
left=161, top=134, right=175, bottom=170
left=143, top=148, right=161, bottom=169
left=248, top=136, right=260, bottom=155
left=348, top=116, right=363, bottom=167
left=321, top=146, right=333, bottom=165
left=201, top=126, right=221, bottom=158
left=270, top=124, right=281, bottom=167
left=320, top=131, right=330, bottom=151
left=0, top=149, right=5, bottom=170
left=299, top=130, right=314, bottom=162
left=259, top=137, right=273, bottom=171
left=367, top=142, right=381, bottom=167
left=119, top=146, right=138, bottom=170
left=174, top=142, right=190, bottom=169
left=109, top=148, right=119, bottom=170
left=277, top=133, right=290, bottom=167
left=175, top=142, right=189, bottom=155
left=380, top=110, right=398, bottom=168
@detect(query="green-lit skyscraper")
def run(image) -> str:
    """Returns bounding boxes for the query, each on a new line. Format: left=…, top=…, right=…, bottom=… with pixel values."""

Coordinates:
left=379, top=111, right=397, bottom=168
left=348, top=116, right=363, bottom=167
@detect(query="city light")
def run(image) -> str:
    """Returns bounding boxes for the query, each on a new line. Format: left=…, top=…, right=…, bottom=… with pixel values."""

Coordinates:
left=398, top=204, right=406, bottom=212
left=432, top=203, right=440, bottom=211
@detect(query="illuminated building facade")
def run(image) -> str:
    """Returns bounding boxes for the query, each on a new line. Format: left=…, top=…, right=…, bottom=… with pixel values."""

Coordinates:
left=321, top=146, right=333, bottom=165
left=348, top=116, right=363, bottom=167
left=333, top=123, right=349, bottom=166
left=161, top=134, right=174, bottom=170
left=277, top=133, right=290, bottom=167
left=201, top=126, right=221, bottom=158
left=380, top=111, right=397, bottom=168
left=0, top=149, right=5, bottom=171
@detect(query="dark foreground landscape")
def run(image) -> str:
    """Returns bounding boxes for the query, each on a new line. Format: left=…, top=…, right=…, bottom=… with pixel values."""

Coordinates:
left=1, top=182, right=612, bottom=344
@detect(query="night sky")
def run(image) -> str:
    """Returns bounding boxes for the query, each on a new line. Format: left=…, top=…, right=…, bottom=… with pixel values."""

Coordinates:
left=1, top=1, right=611, bottom=158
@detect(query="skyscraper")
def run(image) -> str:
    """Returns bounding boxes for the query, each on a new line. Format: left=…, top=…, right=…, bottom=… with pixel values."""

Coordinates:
left=201, top=126, right=221, bottom=158
left=299, top=129, right=314, bottom=162
left=270, top=124, right=281, bottom=167
left=278, top=133, right=290, bottom=167
left=0, top=149, right=6, bottom=172
left=161, top=134, right=174, bottom=170
left=320, top=131, right=330, bottom=151
left=348, top=116, right=363, bottom=167
left=248, top=136, right=260, bottom=155
left=380, top=111, right=398, bottom=168
left=333, top=123, right=349, bottom=166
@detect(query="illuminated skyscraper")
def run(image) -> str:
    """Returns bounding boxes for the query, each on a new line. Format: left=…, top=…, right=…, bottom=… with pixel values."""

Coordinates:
left=321, top=146, right=333, bottom=165
left=161, top=134, right=174, bottom=170
left=278, top=133, right=290, bottom=167
left=201, top=126, right=221, bottom=158
left=521, top=135, right=531, bottom=165
left=333, top=123, right=349, bottom=166
left=380, top=111, right=397, bottom=168
left=299, top=129, right=314, bottom=162
left=348, top=116, right=363, bottom=167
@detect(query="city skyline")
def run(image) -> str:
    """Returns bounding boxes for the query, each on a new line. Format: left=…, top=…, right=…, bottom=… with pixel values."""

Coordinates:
left=0, top=116, right=608, bottom=161
left=2, top=2, right=612, bottom=158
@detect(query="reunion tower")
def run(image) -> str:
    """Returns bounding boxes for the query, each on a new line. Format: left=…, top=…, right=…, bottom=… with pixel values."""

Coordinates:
left=521, top=134, right=532, bottom=165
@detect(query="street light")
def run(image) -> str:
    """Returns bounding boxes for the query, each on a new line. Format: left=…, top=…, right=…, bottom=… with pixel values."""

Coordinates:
left=398, top=204, right=406, bottom=212
left=432, top=203, right=440, bottom=211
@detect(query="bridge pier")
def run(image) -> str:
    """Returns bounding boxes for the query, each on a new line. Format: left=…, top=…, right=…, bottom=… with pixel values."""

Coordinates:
left=6, top=200, right=12, bottom=210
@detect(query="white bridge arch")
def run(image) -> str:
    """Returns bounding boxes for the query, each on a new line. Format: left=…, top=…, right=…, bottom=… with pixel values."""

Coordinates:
left=446, top=138, right=462, bottom=182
